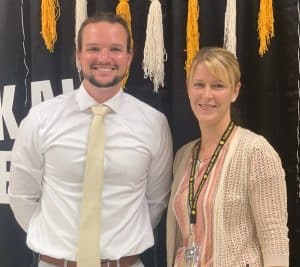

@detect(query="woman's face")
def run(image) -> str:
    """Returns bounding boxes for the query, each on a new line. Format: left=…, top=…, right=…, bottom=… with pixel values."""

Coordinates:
left=187, top=63, right=240, bottom=128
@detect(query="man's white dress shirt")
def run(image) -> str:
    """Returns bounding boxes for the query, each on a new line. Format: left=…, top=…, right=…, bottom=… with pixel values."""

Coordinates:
left=9, top=85, right=173, bottom=262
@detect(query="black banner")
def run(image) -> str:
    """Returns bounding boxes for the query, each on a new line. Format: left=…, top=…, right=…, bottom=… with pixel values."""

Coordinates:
left=0, top=0, right=299, bottom=266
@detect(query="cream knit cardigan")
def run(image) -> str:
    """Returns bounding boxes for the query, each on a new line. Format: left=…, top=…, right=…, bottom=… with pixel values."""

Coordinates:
left=166, top=127, right=289, bottom=267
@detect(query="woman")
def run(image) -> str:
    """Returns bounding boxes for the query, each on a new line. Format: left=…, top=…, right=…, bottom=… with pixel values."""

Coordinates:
left=166, top=47, right=289, bottom=267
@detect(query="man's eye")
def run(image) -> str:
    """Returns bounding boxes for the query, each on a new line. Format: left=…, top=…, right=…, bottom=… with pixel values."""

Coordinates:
left=111, top=47, right=122, bottom=52
left=88, top=47, right=98, bottom=52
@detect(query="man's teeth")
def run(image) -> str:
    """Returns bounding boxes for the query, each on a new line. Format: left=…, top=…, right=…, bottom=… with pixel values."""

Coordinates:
left=93, top=66, right=114, bottom=71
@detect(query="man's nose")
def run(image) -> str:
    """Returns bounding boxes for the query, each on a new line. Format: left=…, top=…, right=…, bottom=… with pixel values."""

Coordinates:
left=98, top=49, right=109, bottom=62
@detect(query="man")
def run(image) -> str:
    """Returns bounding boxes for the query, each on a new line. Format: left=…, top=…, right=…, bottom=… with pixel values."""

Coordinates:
left=9, top=13, right=173, bottom=267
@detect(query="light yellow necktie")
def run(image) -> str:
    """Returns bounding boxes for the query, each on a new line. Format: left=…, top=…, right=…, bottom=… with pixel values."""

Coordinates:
left=77, top=105, right=110, bottom=267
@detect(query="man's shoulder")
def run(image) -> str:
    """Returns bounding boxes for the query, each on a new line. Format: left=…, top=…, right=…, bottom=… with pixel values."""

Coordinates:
left=30, top=90, right=76, bottom=114
left=24, top=91, right=76, bottom=125
left=122, top=92, right=167, bottom=121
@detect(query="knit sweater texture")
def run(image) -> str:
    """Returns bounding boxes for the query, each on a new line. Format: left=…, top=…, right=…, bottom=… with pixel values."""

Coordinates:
left=166, top=127, right=289, bottom=267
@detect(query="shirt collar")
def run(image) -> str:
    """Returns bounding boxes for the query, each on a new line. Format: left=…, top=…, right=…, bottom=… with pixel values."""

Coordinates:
left=76, top=83, right=124, bottom=113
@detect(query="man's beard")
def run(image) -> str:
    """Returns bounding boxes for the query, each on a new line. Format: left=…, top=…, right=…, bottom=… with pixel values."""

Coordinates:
left=83, top=72, right=125, bottom=89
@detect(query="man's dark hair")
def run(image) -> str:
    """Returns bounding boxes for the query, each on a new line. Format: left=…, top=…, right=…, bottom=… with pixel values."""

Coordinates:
left=77, top=12, right=132, bottom=52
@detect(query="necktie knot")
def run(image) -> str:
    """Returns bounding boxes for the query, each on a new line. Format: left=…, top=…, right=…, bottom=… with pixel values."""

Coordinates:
left=91, top=105, right=110, bottom=117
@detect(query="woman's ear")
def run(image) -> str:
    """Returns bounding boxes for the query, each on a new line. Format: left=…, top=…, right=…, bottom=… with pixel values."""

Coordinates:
left=231, top=82, right=241, bottom=103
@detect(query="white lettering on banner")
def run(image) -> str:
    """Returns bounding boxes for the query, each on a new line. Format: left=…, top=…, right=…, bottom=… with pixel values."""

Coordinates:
left=0, top=79, right=75, bottom=204
left=31, top=80, right=55, bottom=106
left=31, top=79, right=75, bottom=106
left=0, top=85, right=18, bottom=141
left=0, top=151, right=11, bottom=204
left=62, top=79, right=75, bottom=94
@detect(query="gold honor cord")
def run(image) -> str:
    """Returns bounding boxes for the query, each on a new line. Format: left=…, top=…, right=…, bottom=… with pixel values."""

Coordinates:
left=188, top=121, right=235, bottom=224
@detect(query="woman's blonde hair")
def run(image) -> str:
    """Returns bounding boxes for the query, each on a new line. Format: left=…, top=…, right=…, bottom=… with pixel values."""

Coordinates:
left=187, top=47, right=241, bottom=88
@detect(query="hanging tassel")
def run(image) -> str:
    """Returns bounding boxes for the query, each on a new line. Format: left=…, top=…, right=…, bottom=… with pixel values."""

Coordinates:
left=224, top=0, right=237, bottom=57
left=116, top=0, right=133, bottom=88
left=41, top=0, right=60, bottom=53
left=185, top=0, right=200, bottom=74
left=75, top=0, right=87, bottom=48
left=116, top=0, right=133, bottom=43
left=143, top=0, right=166, bottom=93
left=257, top=0, right=274, bottom=56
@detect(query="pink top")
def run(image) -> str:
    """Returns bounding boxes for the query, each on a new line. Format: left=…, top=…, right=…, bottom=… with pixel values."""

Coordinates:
left=172, top=134, right=233, bottom=267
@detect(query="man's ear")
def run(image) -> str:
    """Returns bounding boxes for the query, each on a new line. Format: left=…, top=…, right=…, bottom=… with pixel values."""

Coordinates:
left=127, top=49, right=133, bottom=68
left=76, top=49, right=81, bottom=69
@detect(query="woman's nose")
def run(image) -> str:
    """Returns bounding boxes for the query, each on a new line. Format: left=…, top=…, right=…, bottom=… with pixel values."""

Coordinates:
left=203, top=86, right=212, bottom=98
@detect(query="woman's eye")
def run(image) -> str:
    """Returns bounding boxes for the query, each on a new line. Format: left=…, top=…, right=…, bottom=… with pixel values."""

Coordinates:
left=193, top=82, right=204, bottom=88
left=212, top=83, right=224, bottom=89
